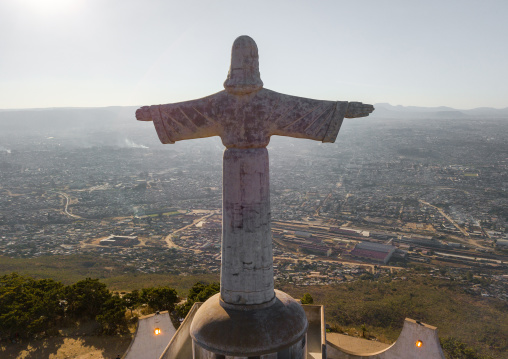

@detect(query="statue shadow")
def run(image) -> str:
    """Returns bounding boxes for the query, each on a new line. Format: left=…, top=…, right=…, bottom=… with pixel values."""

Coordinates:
left=78, top=334, right=132, bottom=358
left=1, top=334, right=132, bottom=359
left=1, top=337, right=65, bottom=359
left=1, top=321, right=132, bottom=359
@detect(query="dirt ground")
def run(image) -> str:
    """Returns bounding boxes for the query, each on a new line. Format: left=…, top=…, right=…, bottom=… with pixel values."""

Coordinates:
left=0, top=335, right=132, bottom=359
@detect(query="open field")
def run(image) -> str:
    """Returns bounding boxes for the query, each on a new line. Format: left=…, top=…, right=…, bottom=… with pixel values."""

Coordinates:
left=0, top=255, right=219, bottom=296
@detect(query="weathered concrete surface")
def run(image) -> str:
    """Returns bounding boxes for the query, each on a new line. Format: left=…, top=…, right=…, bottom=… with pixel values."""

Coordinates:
left=135, top=34, right=373, bottom=309
left=326, top=318, right=445, bottom=359
left=160, top=303, right=202, bottom=359
left=123, top=311, right=175, bottom=359
left=193, top=339, right=306, bottom=359
left=302, top=305, right=326, bottom=359
left=327, top=334, right=390, bottom=356
left=190, top=290, right=308, bottom=357
left=224, top=35, right=263, bottom=95
left=222, top=147, right=273, bottom=305
left=136, top=87, right=351, bottom=148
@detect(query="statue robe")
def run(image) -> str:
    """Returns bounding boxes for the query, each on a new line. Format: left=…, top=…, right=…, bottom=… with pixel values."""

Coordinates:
left=136, top=88, right=349, bottom=148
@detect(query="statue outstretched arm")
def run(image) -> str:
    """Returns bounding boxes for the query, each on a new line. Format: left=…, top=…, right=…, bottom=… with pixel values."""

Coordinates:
left=345, top=102, right=375, bottom=118
left=263, top=90, right=345, bottom=143
left=263, top=90, right=374, bottom=143
left=136, top=93, right=223, bottom=144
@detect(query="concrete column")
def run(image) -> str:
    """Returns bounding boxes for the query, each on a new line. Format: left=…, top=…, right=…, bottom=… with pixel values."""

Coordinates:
left=221, top=148, right=274, bottom=305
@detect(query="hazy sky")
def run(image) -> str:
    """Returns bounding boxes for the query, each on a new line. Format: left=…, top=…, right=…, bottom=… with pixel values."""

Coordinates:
left=1, top=0, right=507, bottom=110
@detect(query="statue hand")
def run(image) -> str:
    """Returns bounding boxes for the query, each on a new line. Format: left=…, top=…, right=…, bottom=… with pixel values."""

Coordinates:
left=345, top=102, right=374, bottom=118
left=136, top=106, right=153, bottom=121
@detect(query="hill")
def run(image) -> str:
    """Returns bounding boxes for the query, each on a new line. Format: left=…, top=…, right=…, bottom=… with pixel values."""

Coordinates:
left=279, top=273, right=507, bottom=359
left=1, top=255, right=505, bottom=358
left=371, top=103, right=508, bottom=119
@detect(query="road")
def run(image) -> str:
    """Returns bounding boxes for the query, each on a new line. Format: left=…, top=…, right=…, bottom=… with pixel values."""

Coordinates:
left=273, top=255, right=402, bottom=274
left=418, top=200, right=494, bottom=250
left=124, top=311, right=176, bottom=359
left=56, top=192, right=84, bottom=219
left=164, top=212, right=216, bottom=250
left=315, top=192, right=332, bottom=216
left=418, top=200, right=469, bottom=237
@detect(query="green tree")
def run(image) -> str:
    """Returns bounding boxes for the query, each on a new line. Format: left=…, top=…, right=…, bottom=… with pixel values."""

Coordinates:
left=141, top=286, right=179, bottom=312
left=123, top=289, right=141, bottom=316
left=360, top=323, right=367, bottom=338
left=301, top=293, right=314, bottom=304
left=28, top=278, right=66, bottom=335
left=0, top=273, right=65, bottom=339
left=65, top=278, right=111, bottom=320
left=176, top=282, right=219, bottom=320
left=96, top=295, right=128, bottom=335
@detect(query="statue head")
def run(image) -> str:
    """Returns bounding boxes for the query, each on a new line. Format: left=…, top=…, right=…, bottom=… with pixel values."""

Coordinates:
left=224, top=35, right=263, bottom=95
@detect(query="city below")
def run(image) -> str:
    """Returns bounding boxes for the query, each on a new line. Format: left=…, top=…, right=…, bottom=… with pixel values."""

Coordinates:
left=1, top=107, right=507, bottom=303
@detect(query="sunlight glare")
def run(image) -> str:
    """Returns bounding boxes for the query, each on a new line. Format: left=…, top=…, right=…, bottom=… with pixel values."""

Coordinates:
left=20, top=0, right=84, bottom=17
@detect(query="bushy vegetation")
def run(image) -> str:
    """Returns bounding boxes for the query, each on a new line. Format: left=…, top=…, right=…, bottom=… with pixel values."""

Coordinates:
left=0, top=254, right=219, bottom=296
left=0, top=274, right=65, bottom=339
left=2, top=267, right=506, bottom=358
left=175, top=281, right=220, bottom=321
left=300, top=292, right=314, bottom=304
left=441, top=337, right=494, bottom=359
left=280, top=273, right=508, bottom=359
left=0, top=273, right=182, bottom=340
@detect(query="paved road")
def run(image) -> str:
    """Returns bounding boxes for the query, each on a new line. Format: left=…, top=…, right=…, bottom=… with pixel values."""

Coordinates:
left=418, top=200, right=469, bottom=237
left=124, top=311, right=176, bottom=359
left=419, top=200, right=491, bottom=250
left=164, top=212, right=216, bottom=250
left=56, top=192, right=83, bottom=219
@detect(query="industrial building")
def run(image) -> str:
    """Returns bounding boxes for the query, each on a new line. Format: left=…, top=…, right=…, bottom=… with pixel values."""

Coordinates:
left=350, top=242, right=396, bottom=264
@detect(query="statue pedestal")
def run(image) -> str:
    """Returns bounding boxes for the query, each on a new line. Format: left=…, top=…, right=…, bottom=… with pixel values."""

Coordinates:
left=190, top=290, right=308, bottom=358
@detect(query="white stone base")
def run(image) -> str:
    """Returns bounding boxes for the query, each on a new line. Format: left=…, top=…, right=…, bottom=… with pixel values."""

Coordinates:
left=326, top=319, right=445, bottom=359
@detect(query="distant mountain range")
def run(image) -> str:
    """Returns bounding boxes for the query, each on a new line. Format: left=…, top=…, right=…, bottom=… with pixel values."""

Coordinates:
left=0, top=106, right=139, bottom=132
left=0, top=103, right=507, bottom=134
left=371, top=103, right=508, bottom=119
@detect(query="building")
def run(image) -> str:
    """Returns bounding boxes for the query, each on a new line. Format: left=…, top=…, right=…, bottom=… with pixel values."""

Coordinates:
left=350, top=241, right=395, bottom=264
left=496, top=239, right=508, bottom=247
left=99, top=235, right=139, bottom=247
left=300, top=243, right=333, bottom=257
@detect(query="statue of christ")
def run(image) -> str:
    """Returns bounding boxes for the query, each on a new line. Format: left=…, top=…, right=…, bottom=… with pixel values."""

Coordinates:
left=136, top=35, right=374, bottom=307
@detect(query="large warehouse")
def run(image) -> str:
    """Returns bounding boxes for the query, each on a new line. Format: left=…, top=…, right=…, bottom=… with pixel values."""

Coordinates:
left=350, top=241, right=396, bottom=264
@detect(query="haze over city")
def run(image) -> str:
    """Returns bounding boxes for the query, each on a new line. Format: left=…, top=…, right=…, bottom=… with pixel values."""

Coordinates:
left=1, top=1, right=508, bottom=359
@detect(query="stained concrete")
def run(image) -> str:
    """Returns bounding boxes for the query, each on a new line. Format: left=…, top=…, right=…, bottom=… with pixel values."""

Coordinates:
left=222, top=147, right=273, bottom=305
left=302, top=304, right=326, bottom=359
left=160, top=304, right=202, bottom=359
